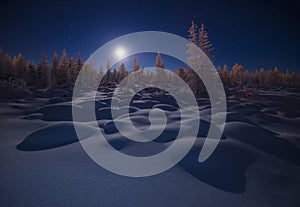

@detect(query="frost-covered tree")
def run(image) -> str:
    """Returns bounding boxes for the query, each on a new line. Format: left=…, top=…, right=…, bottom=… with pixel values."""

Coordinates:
left=25, top=61, right=36, bottom=86
left=272, top=67, right=280, bottom=86
left=58, top=49, right=68, bottom=84
left=104, top=58, right=111, bottom=83
left=188, top=21, right=198, bottom=45
left=17, top=54, right=26, bottom=79
left=2, top=54, right=14, bottom=80
left=155, top=52, right=166, bottom=85
left=68, top=56, right=75, bottom=83
left=222, top=64, right=230, bottom=84
left=133, top=57, right=140, bottom=72
left=118, top=62, right=127, bottom=83
left=51, top=52, right=59, bottom=87
left=37, top=52, right=51, bottom=88
left=75, top=52, right=83, bottom=77
left=231, top=63, right=243, bottom=86
left=186, top=21, right=205, bottom=97
left=259, top=68, right=266, bottom=88
left=111, top=68, right=118, bottom=83
left=97, top=65, right=104, bottom=84
left=242, top=70, right=251, bottom=86
left=198, top=23, right=214, bottom=60
left=155, top=52, right=164, bottom=69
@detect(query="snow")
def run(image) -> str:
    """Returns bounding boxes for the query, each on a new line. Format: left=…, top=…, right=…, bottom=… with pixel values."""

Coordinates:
left=0, top=87, right=299, bottom=206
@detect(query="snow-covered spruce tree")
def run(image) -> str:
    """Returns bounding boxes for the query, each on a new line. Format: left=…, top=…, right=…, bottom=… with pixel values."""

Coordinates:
left=186, top=21, right=206, bottom=97
left=2, top=54, right=14, bottom=81
left=111, top=68, right=118, bottom=83
left=154, top=51, right=167, bottom=87
left=271, top=67, right=280, bottom=87
left=259, top=68, right=266, bottom=88
left=104, top=58, right=111, bottom=84
left=73, top=52, right=83, bottom=84
left=132, top=57, right=144, bottom=85
left=133, top=56, right=140, bottom=72
left=58, top=49, right=68, bottom=85
left=253, top=69, right=260, bottom=88
left=14, top=53, right=26, bottom=81
left=242, top=70, right=251, bottom=87
left=97, top=65, right=104, bottom=85
left=67, top=56, right=75, bottom=84
left=50, top=52, right=59, bottom=87
left=97, top=65, right=104, bottom=84
left=198, top=23, right=214, bottom=60
left=117, top=62, right=127, bottom=83
left=222, top=64, right=230, bottom=85
left=78, top=58, right=98, bottom=88
left=155, top=52, right=165, bottom=69
left=25, top=61, right=36, bottom=86
left=231, top=63, right=243, bottom=86
left=37, top=52, right=51, bottom=88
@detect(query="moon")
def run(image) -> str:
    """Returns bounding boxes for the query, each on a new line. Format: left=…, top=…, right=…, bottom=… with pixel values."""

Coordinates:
left=115, top=47, right=126, bottom=58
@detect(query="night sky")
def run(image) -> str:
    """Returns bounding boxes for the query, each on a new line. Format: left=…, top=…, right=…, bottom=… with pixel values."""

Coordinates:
left=1, top=0, right=299, bottom=72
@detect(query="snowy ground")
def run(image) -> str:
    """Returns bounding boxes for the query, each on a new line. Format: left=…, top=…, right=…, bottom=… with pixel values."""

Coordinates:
left=0, top=87, right=299, bottom=207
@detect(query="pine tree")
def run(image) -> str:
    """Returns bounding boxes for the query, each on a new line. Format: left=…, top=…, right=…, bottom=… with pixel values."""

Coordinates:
left=198, top=23, right=214, bottom=60
left=97, top=65, right=104, bottom=84
left=231, top=63, right=243, bottom=86
left=222, top=64, right=230, bottom=84
left=155, top=52, right=166, bottom=84
left=272, top=67, right=279, bottom=86
left=186, top=21, right=204, bottom=97
left=188, top=21, right=198, bottom=45
left=51, top=52, right=59, bottom=87
left=74, top=52, right=83, bottom=84
left=105, top=58, right=111, bottom=83
left=2, top=54, right=14, bottom=80
left=111, top=68, right=117, bottom=83
left=58, top=49, right=68, bottom=84
left=67, top=56, right=75, bottom=83
left=118, top=62, right=126, bottom=83
left=155, top=51, right=165, bottom=69
left=37, top=52, right=51, bottom=88
left=133, top=57, right=140, bottom=72
left=25, top=61, right=36, bottom=86
left=259, top=68, right=266, bottom=88
left=242, top=70, right=250, bottom=86
left=15, top=53, right=26, bottom=80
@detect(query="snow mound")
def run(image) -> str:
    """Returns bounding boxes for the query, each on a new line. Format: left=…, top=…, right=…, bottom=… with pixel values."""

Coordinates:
left=176, top=138, right=256, bottom=193
left=79, top=100, right=108, bottom=110
left=97, top=106, right=139, bottom=120
left=131, top=100, right=159, bottom=109
left=29, top=103, right=82, bottom=121
left=153, top=104, right=178, bottom=111
left=17, top=122, right=97, bottom=151
left=224, top=121, right=300, bottom=166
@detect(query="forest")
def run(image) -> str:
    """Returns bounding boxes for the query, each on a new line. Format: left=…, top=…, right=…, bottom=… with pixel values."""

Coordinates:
left=0, top=21, right=299, bottom=97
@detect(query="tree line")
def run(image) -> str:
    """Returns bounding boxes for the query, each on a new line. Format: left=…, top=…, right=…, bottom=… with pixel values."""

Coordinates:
left=0, top=21, right=299, bottom=96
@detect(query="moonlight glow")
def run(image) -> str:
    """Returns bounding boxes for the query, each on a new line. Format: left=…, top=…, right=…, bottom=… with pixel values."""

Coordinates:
left=115, top=47, right=126, bottom=58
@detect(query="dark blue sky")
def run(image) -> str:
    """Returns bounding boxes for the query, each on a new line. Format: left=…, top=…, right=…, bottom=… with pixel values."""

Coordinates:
left=0, top=0, right=299, bottom=72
